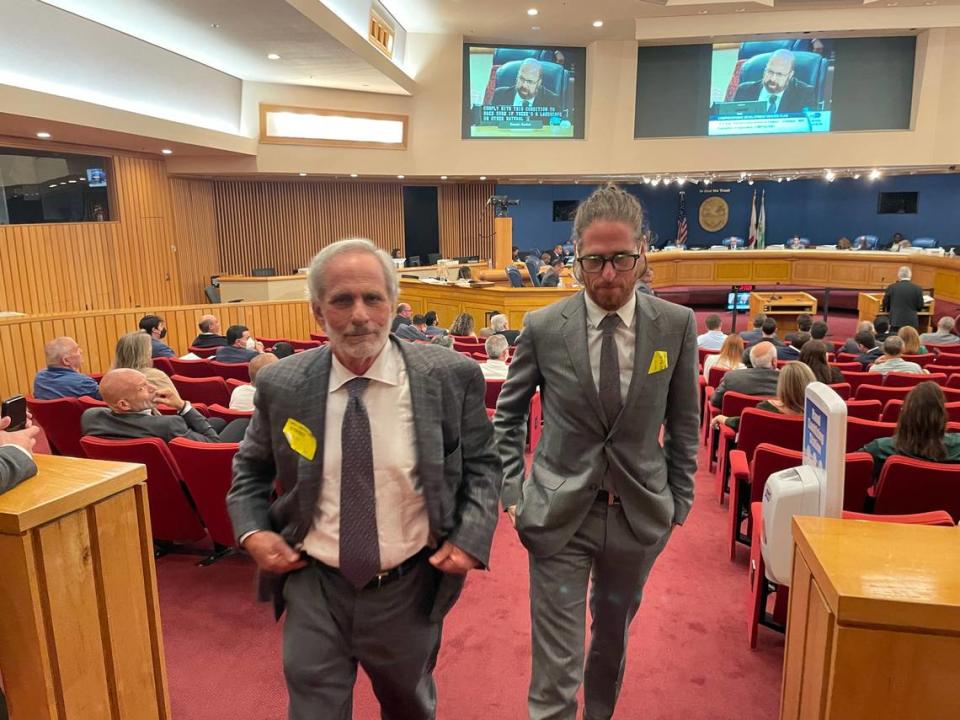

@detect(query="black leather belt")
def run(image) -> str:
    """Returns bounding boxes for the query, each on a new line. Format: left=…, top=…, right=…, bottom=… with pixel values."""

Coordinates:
left=313, top=546, right=431, bottom=590
left=596, top=489, right=621, bottom=505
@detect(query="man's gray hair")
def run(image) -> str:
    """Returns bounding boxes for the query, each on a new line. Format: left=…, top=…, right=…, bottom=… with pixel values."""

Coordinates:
left=518, top=57, right=542, bottom=78
left=857, top=320, right=875, bottom=333
left=768, top=48, right=796, bottom=70
left=897, top=265, right=911, bottom=281
left=572, top=183, right=644, bottom=251
left=490, top=313, right=509, bottom=333
left=938, top=316, right=955, bottom=332
left=883, top=335, right=904, bottom=356
left=749, top=341, right=777, bottom=369
left=307, top=238, right=398, bottom=304
left=198, top=314, right=217, bottom=333
left=44, top=336, right=76, bottom=366
left=485, top=334, right=509, bottom=360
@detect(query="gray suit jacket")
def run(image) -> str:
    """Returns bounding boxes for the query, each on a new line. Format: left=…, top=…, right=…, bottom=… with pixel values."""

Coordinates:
left=494, top=290, right=700, bottom=558
left=227, top=338, right=501, bottom=619
left=0, top=446, right=38, bottom=494
left=710, top=367, right=780, bottom=408
left=81, top=407, right=220, bottom=443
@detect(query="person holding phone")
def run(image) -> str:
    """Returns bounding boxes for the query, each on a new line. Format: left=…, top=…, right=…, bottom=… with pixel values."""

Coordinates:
left=0, top=404, right=40, bottom=493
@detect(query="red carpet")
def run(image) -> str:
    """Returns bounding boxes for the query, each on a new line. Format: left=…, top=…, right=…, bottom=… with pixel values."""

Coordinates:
left=158, top=443, right=784, bottom=719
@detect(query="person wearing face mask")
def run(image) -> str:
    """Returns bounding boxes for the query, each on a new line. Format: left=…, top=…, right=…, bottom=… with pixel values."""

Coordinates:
left=214, top=325, right=265, bottom=364
left=139, top=314, right=176, bottom=358
left=32, top=336, right=101, bottom=400
left=80, top=368, right=249, bottom=443
left=494, top=183, right=699, bottom=720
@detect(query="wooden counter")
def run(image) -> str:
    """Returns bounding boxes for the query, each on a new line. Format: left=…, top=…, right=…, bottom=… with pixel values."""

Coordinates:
left=749, top=292, right=817, bottom=332
left=858, top=292, right=935, bottom=333
left=780, top=516, right=960, bottom=720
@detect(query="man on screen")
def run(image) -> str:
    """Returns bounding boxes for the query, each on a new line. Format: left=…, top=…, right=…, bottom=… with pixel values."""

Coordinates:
left=734, top=49, right=816, bottom=114
left=491, top=58, right=560, bottom=110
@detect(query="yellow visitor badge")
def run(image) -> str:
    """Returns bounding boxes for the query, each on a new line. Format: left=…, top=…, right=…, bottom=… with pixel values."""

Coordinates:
left=648, top=350, right=669, bottom=375
left=283, top=418, right=317, bottom=461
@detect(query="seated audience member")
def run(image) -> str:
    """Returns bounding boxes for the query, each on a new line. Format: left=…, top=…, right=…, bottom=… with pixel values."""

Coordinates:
left=214, top=325, right=263, bottom=364
left=229, top=352, right=278, bottom=412
left=33, top=336, right=101, bottom=400
left=785, top=314, right=813, bottom=345
left=896, top=239, right=912, bottom=252
left=898, top=325, right=927, bottom=355
left=714, top=361, right=814, bottom=431
left=423, top=310, right=447, bottom=337
left=395, top=314, right=430, bottom=342
left=491, top=313, right=520, bottom=346
left=920, top=316, right=960, bottom=346
left=810, top=320, right=829, bottom=341
left=861, top=381, right=960, bottom=477
left=191, top=314, right=228, bottom=348
left=779, top=331, right=811, bottom=360
left=0, top=413, right=40, bottom=494
left=868, top=336, right=924, bottom=375
left=711, top=341, right=779, bottom=408
left=873, top=316, right=892, bottom=342
left=703, top=334, right=745, bottom=382
left=798, top=340, right=844, bottom=384
left=740, top=313, right=767, bottom=344
left=787, top=235, right=804, bottom=250
left=742, top=318, right=785, bottom=364
left=390, top=248, right=402, bottom=259
left=511, top=246, right=521, bottom=262
left=539, top=259, right=565, bottom=287
left=139, top=314, right=175, bottom=358
left=270, top=341, right=294, bottom=359
left=113, top=331, right=176, bottom=396
left=477, top=326, right=493, bottom=339
left=549, top=243, right=567, bottom=264
left=391, top=303, right=413, bottom=333
left=841, top=321, right=874, bottom=354
left=635, top=266, right=655, bottom=296
left=480, top=335, right=510, bottom=380
left=449, top=312, right=477, bottom=338
left=697, top=314, right=727, bottom=350
left=836, top=237, right=852, bottom=250
left=82, top=369, right=248, bottom=443
left=430, top=335, right=454, bottom=350
left=457, top=267, right=473, bottom=281
left=854, top=330, right=883, bottom=369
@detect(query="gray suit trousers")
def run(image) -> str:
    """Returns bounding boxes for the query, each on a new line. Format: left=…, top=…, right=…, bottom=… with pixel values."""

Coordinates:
left=282, top=558, right=443, bottom=720
left=528, top=500, right=671, bottom=720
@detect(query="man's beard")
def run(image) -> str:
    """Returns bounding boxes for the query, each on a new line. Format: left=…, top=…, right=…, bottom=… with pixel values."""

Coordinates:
left=332, top=325, right=388, bottom=360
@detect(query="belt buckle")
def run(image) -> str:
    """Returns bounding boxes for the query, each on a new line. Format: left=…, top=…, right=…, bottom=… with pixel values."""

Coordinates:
left=607, top=491, right=616, bottom=506
left=374, top=570, right=389, bottom=590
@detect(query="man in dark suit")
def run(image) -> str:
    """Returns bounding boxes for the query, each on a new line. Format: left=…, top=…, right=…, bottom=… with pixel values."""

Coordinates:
left=215, top=325, right=263, bottom=364
left=191, top=314, right=228, bottom=348
left=854, top=330, right=883, bottom=369
left=491, top=58, right=561, bottom=111
left=739, top=313, right=767, bottom=344
left=139, top=314, right=175, bottom=358
left=712, top=342, right=780, bottom=408
left=742, top=318, right=787, bottom=364
left=391, top=303, right=413, bottom=333
left=81, top=369, right=248, bottom=442
left=734, top=49, right=817, bottom=114
left=228, top=239, right=500, bottom=720
left=882, top=266, right=926, bottom=331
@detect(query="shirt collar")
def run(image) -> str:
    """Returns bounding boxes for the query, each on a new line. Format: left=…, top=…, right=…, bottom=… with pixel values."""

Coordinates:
left=329, top=338, right=400, bottom=392
left=584, top=291, right=637, bottom=331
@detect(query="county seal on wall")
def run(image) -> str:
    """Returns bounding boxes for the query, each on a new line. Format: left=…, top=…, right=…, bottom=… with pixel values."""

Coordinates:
left=699, top=197, right=729, bottom=233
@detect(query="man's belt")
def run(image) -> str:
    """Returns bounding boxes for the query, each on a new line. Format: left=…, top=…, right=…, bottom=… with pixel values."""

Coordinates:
left=313, top=546, right=432, bottom=590
left=596, top=489, right=621, bottom=505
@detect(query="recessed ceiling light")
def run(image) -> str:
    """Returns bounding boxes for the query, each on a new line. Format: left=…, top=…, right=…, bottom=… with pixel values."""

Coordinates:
left=397, top=174, right=405, bottom=179
left=736, top=7, right=746, bottom=12
left=592, top=20, right=604, bottom=28
left=210, top=23, right=221, bottom=29
left=267, top=53, right=281, bottom=60
left=36, top=132, right=51, bottom=139
left=527, top=8, right=539, bottom=16
left=479, top=176, right=487, bottom=180
left=79, top=176, right=86, bottom=181
left=869, top=169, right=882, bottom=180
left=853, top=173, right=862, bottom=180
left=531, top=25, right=540, bottom=31
left=161, top=148, right=173, bottom=155
left=350, top=173, right=358, bottom=178
left=299, top=172, right=307, bottom=176
left=48, top=184, right=56, bottom=188
left=68, top=180, right=77, bottom=184
left=440, top=175, right=448, bottom=180
left=698, top=9, right=709, bottom=14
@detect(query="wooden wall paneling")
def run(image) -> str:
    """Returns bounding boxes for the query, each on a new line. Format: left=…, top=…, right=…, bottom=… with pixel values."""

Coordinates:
left=438, top=182, right=495, bottom=260
left=170, top=179, right=220, bottom=305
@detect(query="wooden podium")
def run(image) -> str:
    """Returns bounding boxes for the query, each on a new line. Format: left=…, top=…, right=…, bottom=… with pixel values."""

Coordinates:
left=748, top=292, right=818, bottom=332
left=493, top=216, right=513, bottom=269
left=781, top=516, right=960, bottom=720
left=858, top=292, right=934, bottom=333
left=0, top=455, right=170, bottom=719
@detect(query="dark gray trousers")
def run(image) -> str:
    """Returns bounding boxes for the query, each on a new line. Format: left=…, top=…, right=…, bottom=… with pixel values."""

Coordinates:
left=282, top=557, right=443, bottom=720
left=527, top=501, right=672, bottom=720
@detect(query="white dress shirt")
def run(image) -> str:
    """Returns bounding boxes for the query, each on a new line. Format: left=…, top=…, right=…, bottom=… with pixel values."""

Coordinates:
left=697, top=330, right=727, bottom=350
left=584, top=292, right=636, bottom=402
left=302, top=341, right=430, bottom=571
left=758, top=86, right=782, bottom=113
left=480, top=359, right=510, bottom=380
left=229, top=383, right=256, bottom=411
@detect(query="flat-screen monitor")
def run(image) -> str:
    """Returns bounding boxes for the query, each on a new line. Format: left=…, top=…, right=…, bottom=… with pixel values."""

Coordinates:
left=462, top=44, right=586, bottom=139
left=727, top=291, right=751, bottom=311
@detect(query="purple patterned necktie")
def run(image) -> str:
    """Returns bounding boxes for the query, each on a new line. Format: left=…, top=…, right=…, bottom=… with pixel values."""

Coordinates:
left=338, top=377, right=380, bottom=589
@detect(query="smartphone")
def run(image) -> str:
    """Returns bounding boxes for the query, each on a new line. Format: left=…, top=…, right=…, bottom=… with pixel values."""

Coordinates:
left=1, top=395, right=27, bottom=432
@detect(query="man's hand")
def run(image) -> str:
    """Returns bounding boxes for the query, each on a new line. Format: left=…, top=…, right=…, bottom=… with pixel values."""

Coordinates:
left=506, top=505, right=517, bottom=527
left=153, top=386, right=185, bottom=411
left=255, top=341, right=265, bottom=353
left=242, top=531, right=307, bottom=574
left=429, top=541, right=480, bottom=574
left=0, top=415, right=40, bottom=453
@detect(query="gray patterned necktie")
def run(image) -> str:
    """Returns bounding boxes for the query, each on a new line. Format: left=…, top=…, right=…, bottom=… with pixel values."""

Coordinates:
left=338, top=377, right=380, bottom=589
left=598, top=313, right=622, bottom=427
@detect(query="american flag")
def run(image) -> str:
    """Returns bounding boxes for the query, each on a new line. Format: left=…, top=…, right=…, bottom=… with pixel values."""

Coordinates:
left=676, top=191, right=688, bottom=247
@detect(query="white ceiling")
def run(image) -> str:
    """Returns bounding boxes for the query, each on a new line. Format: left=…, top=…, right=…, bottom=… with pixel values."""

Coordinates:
left=38, top=0, right=412, bottom=94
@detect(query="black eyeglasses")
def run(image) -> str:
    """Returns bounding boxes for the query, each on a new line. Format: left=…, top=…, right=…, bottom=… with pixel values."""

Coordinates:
left=577, top=253, right=641, bottom=274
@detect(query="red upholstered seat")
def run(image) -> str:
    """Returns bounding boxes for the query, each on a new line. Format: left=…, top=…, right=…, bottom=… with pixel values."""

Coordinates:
left=873, top=456, right=960, bottom=522
left=527, top=391, right=543, bottom=451
left=711, top=391, right=770, bottom=488
left=840, top=371, right=874, bottom=394
left=697, top=347, right=719, bottom=366
left=883, top=372, right=946, bottom=387
left=225, top=378, right=247, bottom=392
left=720, top=408, right=802, bottom=508
left=287, top=339, right=322, bottom=351
left=902, top=353, right=936, bottom=367
left=152, top=357, right=175, bottom=376
left=844, top=399, right=881, bottom=421
left=927, top=364, right=960, bottom=378
left=206, top=404, right=253, bottom=423
left=208, top=360, right=251, bottom=382
left=79, top=436, right=206, bottom=544
left=828, top=383, right=851, bottom=400
left=881, top=399, right=960, bottom=424
left=26, top=396, right=85, bottom=458
left=829, top=362, right=861, bottom=372
left=187, top=345, right=217, bottom=359
left=309, top=332, right=330, bottom=343
left=845, top=417, right=896, bottom=452
left=169, top=358, right=212, bottom=378
left=255, top=336, right=283, bottom=349
left=484, top=379, right=505, bottom=409
left=171, top=375, right=230, bottom=407
left=857, top=382, right=960, bottom=404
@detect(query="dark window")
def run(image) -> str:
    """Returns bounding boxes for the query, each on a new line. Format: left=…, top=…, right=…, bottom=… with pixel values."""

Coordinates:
left=553, top=200, right=578, bottom=222
left=877, top=191, right=918, bottom=214
left=0, top=147, right=111, bottom=225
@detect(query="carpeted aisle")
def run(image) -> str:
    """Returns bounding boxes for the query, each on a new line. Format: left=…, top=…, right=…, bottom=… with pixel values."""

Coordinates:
left=158, top=444, right=783, bottom=720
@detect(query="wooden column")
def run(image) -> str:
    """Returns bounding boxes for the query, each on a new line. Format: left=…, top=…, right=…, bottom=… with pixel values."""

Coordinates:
left=493, top=217, right=513, bottom=269
left=0, top=456, right=170, bottom=720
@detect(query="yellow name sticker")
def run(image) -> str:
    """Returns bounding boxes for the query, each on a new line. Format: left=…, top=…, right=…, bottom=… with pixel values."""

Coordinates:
left=648, top=350, right=669, bottom=375
left=283, top=418, right=317, bottom=461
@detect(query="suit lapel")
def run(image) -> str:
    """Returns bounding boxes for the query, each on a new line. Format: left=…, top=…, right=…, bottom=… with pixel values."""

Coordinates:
left=295, top=347, right=331, bottom=530
left=611, top=291, right=663, bottom=434
left=561, top=292, right=607, bottom=428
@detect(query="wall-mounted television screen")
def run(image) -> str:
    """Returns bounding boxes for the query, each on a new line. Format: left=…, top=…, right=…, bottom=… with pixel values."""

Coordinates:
left=727, top=291, right=751, bottom=311
left=462, top=44, right=586, bottom=139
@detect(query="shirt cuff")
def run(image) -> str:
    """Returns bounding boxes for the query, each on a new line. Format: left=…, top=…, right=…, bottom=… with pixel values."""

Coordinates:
left=4, top=444, right=33, bottom=461
left=239, top=530, right=262, bottom=545
left=178, top=401, right=192, bottom=416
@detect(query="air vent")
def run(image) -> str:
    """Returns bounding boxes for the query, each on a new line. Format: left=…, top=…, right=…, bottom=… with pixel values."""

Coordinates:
left=369, top=11, right=394, bottom=58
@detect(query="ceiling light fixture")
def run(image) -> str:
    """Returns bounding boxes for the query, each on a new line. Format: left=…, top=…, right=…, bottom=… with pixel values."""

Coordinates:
left=531, top=25, right=540, bottom=31
left=853, top=173, right=862, bottom=180
left=210, top=23, right=221, bottom=29
left=299, top=172, right=307, bottom=176
left=777, top=177, right=784, bottom=183
left=479, top=176, right=487, bottom=180
left=747, top=179, right=754, bottom=185
left=161, top=148, right=173, bottom=155
left=676, top=177, right=686, bottom=185
left=703, top=178, right=712, bottom=186
left=651, top=177, right=661, bottom=186
left=350, top=173, right=358, bottom=178
left=440, top=175, right=448, bottom=180
left=527, top=8, right=539, bottom=16
left=48, top=184, right=57, bottom=188
left=825, top=170, right=836, bottom=182
left=592, top=20, right=604, bottom=28
left=36, top=132, right=51, bottom=139
left=68, top=179, right=77, bottom=184
left=869, top=169, right=882, bottom=180
left=397, top=174, right=405, bottom=179
left=267, top=53, right=281, bottom=60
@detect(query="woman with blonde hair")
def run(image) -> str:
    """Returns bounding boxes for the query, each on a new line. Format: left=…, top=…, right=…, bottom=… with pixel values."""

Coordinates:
left=702, top=333, right=746, bottom=382
left=714, top=361, right=815, bottom=431
left=897, top=325, right=927, bottom=355
left=113, top=331, right=176, bottom=395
